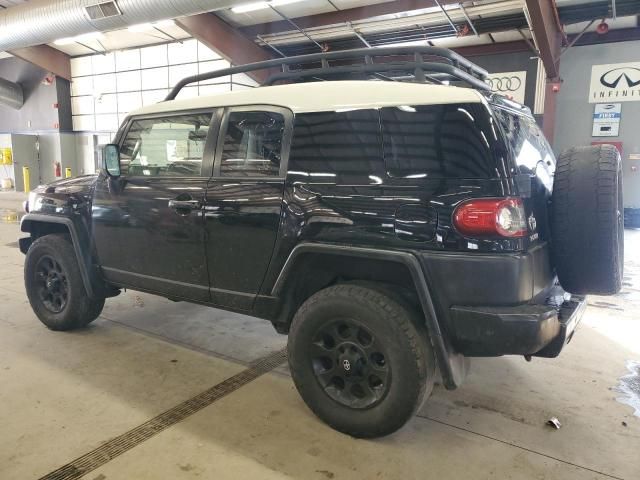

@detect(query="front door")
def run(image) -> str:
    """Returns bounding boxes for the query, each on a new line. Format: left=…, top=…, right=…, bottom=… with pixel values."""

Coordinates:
left=93, top=110, right=216, bottom=301
left=203, top=106, right=292, bottom=310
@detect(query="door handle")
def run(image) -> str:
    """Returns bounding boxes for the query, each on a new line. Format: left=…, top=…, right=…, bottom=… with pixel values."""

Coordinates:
left=168, top=199, right=201, bottom=210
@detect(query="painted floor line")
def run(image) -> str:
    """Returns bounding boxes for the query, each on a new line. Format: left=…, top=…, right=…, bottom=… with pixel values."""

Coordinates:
left=38, top=348, right=287, bottom=480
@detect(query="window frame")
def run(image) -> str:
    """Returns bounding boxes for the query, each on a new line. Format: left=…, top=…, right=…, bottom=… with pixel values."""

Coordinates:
left=213, top=104, right=293, bottom=180
left=116, top=107, right=218, bottom=179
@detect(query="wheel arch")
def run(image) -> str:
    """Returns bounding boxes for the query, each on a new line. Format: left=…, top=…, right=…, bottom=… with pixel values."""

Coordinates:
left=271, top=244, right=467, bottom=389
left=21, top=214, right=96, bottom=299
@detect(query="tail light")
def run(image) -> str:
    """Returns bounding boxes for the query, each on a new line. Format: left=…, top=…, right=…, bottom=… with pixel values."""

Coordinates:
left=453, top=198, right=527, bottom=238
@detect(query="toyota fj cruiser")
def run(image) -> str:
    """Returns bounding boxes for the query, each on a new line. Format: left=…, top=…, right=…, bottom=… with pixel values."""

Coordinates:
left=19, top=47, right=623, bottom=438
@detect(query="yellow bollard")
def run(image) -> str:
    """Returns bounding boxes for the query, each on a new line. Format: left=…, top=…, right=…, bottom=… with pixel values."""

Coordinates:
left=65, top=167, right=72, bottom=178
left=22, top=166, right=30, bottom=193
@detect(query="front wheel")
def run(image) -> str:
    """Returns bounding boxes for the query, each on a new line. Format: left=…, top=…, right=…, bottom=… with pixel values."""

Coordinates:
left=288, top=284, right=435, bottom=438
left=25, top=234, right=104, bottom=331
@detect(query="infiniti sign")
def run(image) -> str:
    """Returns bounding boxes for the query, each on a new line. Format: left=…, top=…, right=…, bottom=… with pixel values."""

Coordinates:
left=589, top=62, right=640, bottom=103
left=600, top=67, right=640, bottom=88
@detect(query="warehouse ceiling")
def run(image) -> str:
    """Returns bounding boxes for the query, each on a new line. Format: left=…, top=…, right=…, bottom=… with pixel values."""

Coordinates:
left=0, top=0, right=638, bottom=59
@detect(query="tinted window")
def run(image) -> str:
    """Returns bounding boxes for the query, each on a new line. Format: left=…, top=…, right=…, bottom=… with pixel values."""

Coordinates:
left=381, top=104, right=500, bottom=179
left=289, top=109, right=383, bottom=179
left=220, top=110, right=284, bottom=177
left=493, top=107, right=555, bottom=175
left=120, top=113, right=212, bottom=176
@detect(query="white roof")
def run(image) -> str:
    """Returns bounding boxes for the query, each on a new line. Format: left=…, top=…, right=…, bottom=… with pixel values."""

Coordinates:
left=130, top=81, right=485, bottom=117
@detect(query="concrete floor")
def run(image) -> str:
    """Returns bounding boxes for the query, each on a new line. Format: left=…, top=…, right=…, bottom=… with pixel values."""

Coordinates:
left=1, top=191, right=639, bottom=480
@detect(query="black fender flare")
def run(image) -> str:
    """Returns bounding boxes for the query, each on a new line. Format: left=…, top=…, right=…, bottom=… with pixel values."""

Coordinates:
left=20, top=213, right=97, bottom=299
left=271, top=243, right=468, bottom=389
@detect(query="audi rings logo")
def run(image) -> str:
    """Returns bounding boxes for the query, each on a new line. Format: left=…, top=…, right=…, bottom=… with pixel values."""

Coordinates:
left=486, top=75, right=522, bottom=92
left=599, top=67, right=640, bottom=89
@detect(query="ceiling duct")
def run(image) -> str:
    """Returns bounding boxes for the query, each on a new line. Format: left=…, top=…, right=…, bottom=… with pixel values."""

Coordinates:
left=0, top=77, right=24, bottom=110
left=0, top=0, right=246, bottom=52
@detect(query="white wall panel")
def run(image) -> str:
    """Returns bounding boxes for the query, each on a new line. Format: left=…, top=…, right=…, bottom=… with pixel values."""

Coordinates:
left=70, top=56, right=93, bottom=77
left=71, top=96, right=95, bottom=115
left=116, top=70, right=142, bottom=92
left=168, top=39, right=198, bottom=65
left=94, top=93, right=118, bottom=114
left=116, top=48, right=141, bottom=72
left=117, top=92, right=143, bottom=114
left=92, top=53, right=116, bottom=75
left=71, top=40, right=236, bottom=133
left=93, top=73, right=117, bottom=95
left=141, top=67, right=169, bottom=90
left=141, top=44, right=168, bottom=68
left=95, top=114, right=119, bottom=132
left=71, top=76, right=94, bottom=96
left=72, top=115, right=95, bottom=132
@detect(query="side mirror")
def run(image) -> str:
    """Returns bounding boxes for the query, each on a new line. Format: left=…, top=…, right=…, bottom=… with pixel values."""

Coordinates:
left=103, top=144, right=121, bottom=177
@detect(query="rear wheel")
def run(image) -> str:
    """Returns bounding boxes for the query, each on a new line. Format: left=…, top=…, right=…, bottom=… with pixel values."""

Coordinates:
left=551, top=144, right=623, bottom=295
left=25, top=234, right=104, bottom=331
left=288, top=284, right=435, bottom=438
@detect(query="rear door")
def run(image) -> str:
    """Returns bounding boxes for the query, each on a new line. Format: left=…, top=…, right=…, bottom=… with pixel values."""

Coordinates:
left=203, top=105, right=293, bottom=310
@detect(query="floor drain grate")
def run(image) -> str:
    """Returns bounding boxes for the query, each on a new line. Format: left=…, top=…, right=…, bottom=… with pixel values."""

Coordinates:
left=39, top=348, right=287, bottom=480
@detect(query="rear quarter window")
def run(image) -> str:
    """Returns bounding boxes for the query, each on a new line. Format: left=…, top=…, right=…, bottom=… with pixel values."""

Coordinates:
left=380, top=103, right=503, bottom=179
left=492, top=107, right=556, bottom=176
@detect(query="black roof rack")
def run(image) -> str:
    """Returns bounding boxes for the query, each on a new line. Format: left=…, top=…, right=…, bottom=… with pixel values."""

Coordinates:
left=166, top=46, right=490, bottom=101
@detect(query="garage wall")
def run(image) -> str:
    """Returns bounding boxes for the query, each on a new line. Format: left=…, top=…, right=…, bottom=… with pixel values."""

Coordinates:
left=0, top=57, right=65, bottom=133
left=554, top=40, right=640, bottom=208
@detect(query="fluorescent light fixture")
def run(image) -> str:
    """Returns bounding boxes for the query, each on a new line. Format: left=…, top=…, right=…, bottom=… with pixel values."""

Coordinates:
left=75, top=32, right=104, bottom=42
left=232, top=1, right=268, bottom=13
left=127, top=23, right=153, bottom=33
left=54, top=31, right=103, bottom=46
left=154, top=19, right=175, bottom=28
left=54, top=37, right=75, bottom=46
left=231, top=0, right=304, bottom=14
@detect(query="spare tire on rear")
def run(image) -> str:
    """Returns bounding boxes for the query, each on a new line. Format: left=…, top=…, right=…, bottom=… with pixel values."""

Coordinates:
left=551, top=144, right=623, bottom=295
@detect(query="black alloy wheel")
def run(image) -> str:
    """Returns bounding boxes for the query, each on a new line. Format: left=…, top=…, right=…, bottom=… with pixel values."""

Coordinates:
left=311, top=319, right=390, bottom=409
left=35, top=255, right=69, bottom=313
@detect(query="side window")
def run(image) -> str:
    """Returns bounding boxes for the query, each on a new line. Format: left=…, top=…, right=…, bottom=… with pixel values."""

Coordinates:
left=120, top=113, right=212, bottom=176
left=493, top=107, right=555, bottom=175
left=220, top=110, right=285, bottom=177
left=380, top=104, right=500, bottom=179
left=288, top=109, right=383, bottom=180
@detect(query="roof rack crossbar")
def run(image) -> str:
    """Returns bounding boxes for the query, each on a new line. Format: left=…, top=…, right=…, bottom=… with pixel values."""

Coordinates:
left=165, top=46, right=490, bottom=101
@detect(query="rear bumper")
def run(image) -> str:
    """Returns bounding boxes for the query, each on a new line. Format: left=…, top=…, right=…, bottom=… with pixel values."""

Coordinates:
left=449, top=294, right=586, bottom=357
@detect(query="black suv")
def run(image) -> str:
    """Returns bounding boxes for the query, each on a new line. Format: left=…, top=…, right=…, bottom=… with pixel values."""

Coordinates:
left=19, top=47, right=623, bottom=438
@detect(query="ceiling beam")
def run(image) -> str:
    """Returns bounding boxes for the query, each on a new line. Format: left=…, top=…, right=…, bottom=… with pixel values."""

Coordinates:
left=240, top=0, right=463, bottom=38
left=8, top=45, right=71, bottom=80
left=524, top=0, right=562, bottom=79
left=569, top=26, right=640, bottom=46
left=176, top=13, right=275, bottom=83
left=453, top=40, right=530, bottom=57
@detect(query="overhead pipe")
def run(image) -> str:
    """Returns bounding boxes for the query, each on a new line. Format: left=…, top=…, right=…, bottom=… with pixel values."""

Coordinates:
left=0, top=0, right=246, bottom=52
left=0, top=77, right=24, bottom=110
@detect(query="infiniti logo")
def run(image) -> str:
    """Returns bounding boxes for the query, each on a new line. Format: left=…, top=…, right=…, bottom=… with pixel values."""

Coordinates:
left=600, top=67, right=640, bottom=89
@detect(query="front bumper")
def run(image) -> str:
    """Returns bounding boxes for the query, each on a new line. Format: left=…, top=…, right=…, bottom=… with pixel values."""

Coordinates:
left=449, top=294, right=586, bottom=357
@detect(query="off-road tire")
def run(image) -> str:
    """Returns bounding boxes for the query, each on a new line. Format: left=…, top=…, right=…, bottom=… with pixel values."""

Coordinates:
left=551, top=144, right=623, bottom=295
left=25, top=234, right=105, bottom=330
left=288, top=284, right=435, bottom=438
